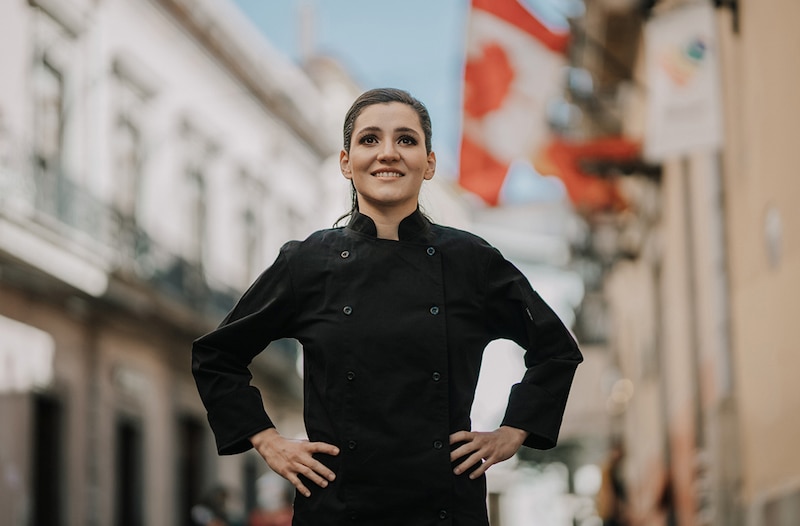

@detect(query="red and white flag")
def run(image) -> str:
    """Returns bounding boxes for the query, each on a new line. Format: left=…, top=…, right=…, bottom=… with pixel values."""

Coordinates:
left=459, top=0, right=569, bottom=206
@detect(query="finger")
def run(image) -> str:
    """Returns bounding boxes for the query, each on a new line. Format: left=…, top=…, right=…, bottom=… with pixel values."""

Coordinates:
left=297, top=464, right=331, bottom=489
left=470, top=457, right=493, bottom=479
left=454, top=451, right=484, bottom=475
left=307, top=459, right=337, bottom=482
left=450, top=442, right=477, bottom=462
left=449, top=431, right=472, bottom=444
left=307, top=441, right=340, bottom=456
left=286, top=474, right=312, bottom=498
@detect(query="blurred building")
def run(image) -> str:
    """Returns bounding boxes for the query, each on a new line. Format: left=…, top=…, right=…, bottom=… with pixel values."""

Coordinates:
left=556, top=0, right=800, bottom=525
left=0, top=0, right=370, bottom=524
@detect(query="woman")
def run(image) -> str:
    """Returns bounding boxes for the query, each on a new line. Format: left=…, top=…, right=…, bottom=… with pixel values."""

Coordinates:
left=192, top=88, right=582, bottom=525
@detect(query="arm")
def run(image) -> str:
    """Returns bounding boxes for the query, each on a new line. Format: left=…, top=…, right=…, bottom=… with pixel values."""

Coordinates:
left=191, top=245, right=298, bottom=454
left=487, top=248, right=582, bottom=449
left=451, top=247, right=582, bottom=475
left=193, top=245, right=340, bottom=495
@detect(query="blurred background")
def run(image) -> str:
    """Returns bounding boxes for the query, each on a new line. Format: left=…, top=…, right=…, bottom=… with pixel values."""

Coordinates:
left=0, top=0, right=797, bottom=525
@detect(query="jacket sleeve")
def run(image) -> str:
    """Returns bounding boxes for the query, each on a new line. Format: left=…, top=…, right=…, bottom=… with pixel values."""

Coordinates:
left=484, top=247, right=583, bottom=450
left=191, top=242, right=299, bottom=455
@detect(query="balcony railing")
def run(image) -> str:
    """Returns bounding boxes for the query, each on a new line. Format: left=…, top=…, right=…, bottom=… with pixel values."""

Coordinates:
left=1, top=167, right=237, bottom=319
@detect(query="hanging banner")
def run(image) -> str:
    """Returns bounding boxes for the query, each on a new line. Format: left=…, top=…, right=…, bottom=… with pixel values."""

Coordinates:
left=644, top=2, right=724, bottom=160
left=459, top=0, right=568, bottom=206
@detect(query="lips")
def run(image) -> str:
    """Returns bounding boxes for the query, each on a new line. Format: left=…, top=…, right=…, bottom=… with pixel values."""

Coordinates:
left=372, top=171, right=404, bottom=178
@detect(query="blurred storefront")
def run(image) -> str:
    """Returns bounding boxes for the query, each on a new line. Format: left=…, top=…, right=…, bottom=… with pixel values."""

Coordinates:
left=554, top=0, right=800, bottom=525
left=0, top=0, right=360, bottom=524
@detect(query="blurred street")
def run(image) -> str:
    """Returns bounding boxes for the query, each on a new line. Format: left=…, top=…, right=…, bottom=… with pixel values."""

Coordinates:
left=1, top=0, right=798, bottom=525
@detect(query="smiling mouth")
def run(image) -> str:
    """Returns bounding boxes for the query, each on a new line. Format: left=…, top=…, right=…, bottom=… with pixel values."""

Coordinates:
left=372, top=171, right=404, bottom=178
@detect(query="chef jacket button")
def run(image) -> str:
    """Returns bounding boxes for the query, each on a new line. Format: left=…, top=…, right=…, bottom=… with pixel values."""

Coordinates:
left=438, top=509, right=448, bottom=520
left=433, top=440, right=443, bottom=450
left=427, top=246, right=436, bottom=256
left=341, top=250, right=350, bottom=258
left=432, top=371, right=441, bottom=381
left=348, top=440, right=357, bottom=450
left=343, top=305, right=353, bottom=315
left=346, top=371, right=355, bottom=381
left=430, top=306, right=439, bottom=315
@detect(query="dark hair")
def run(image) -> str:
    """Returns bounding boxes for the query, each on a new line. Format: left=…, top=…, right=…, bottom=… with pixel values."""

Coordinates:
left=336, top=88, right=433, bottom=226
left=343, top=88, right=433, bottom=154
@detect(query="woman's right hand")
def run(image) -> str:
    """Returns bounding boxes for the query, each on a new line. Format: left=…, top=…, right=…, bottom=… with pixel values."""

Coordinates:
left=249, top=428, right=339, bottom=497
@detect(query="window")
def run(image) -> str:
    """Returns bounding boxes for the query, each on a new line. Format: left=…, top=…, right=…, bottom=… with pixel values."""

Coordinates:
left=113, top=117, right=144, bottom=264
left=30, top=4, right=77, bottom=215
left=239, top=171, right=265, bottom=282
left=114, top=118, right=142, bottom=219
left=32, top=58, right=64, bottom=213
left=111, top=56, right=155, bottom=224
left=110, top=55, right=157, bottom=264
left=186, top=165, right=207, bottom=267
left=115, top=416, right=144, bottom=526
left=242, top=455, right=259, bottom=518
left=179, top=122, right=217, bottom=268
left=31, top=394, right=64, bottom=526
left=177, top=416, right=207, bottom=526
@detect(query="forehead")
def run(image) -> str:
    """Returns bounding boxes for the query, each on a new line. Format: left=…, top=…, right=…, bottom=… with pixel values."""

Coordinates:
left=353, top=102, right=423, bottom=132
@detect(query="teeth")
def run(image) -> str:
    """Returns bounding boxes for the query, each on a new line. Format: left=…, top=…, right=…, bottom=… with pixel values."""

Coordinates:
left=373, top=172, right=403, bottom=177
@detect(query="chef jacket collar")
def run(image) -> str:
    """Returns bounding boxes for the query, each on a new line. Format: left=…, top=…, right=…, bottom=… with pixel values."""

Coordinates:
left=346, top=209, right=432, bottom=241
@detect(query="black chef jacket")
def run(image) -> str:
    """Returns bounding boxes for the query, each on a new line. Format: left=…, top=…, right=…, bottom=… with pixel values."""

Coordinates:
left=192, top=209, right=583, bottom=526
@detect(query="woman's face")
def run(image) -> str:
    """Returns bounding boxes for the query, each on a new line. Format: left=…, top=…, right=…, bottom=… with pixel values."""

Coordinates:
left=340, top=102, right=435, bottom=218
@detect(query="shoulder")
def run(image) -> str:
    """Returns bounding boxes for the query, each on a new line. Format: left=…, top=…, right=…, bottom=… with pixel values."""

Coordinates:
left=279, top=227, right=347, bottom=257
left=430, top=223, right=499, bottom=255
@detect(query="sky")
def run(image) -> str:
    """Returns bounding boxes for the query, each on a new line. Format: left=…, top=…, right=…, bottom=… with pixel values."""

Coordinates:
left=232, top=0, right=471, bottom=174
left=231, top=0, right=583, bottom=189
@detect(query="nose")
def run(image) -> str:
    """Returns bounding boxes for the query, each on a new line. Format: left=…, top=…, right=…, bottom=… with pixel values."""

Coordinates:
left=377, top=141, right=399, bottom=161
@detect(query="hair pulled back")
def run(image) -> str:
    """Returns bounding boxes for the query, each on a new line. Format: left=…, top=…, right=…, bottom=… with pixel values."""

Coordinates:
left=336, top=88, right=433, bottom=225
left=342, top=88, right=433, bottom=154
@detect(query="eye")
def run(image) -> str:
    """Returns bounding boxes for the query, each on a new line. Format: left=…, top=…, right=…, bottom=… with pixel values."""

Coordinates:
left=398, top=135, right=418, bottom=145
left=359, top=134, right=378, bottom=145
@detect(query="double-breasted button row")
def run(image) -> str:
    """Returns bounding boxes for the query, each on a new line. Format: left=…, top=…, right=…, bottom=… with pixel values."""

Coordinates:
left=342, top=247, right=436, bottom=257
left=344, top=305, right=438, bottom=317
left=347, top=370, right=438, bottom=382
left=348, top=509, right=446, bottom=521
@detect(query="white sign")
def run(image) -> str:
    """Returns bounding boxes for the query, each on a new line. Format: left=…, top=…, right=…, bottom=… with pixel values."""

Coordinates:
left=0, top=315, right=55, bottom=392
left=644, top=2, right=724, bottom=160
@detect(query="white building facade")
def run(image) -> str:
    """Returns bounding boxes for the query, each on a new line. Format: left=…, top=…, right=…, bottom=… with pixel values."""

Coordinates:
left=0, top=0, right=359, bottom=524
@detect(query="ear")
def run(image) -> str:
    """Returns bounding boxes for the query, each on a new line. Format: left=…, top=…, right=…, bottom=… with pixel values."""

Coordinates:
left=340, top=149, right=352, bottom=180
left=424, top=151, right=436, bottom=181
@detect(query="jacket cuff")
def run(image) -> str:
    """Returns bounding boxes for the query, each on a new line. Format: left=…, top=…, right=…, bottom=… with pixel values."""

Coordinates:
left=500, top=383, right=565, bottom=450
left=206, top=386, right=275, bottom=455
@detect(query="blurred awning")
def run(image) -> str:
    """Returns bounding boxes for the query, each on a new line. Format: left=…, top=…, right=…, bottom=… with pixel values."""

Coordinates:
left=533, top=136, right=642, bottom=213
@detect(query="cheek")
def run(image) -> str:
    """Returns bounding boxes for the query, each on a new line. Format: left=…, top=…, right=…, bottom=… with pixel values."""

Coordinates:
left=350, top=154, right=372, bottom=172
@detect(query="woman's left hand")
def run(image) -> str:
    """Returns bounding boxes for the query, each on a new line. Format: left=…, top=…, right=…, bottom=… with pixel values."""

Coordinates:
left=449, top=426, right=529, bottom=479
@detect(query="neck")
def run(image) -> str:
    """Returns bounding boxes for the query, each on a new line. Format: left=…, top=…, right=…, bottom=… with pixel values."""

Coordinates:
left=358, top=202, right=417, bottom=240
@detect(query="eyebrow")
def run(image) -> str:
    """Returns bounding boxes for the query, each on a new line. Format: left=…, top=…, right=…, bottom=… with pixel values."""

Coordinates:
left=355, top=126, right=421, bottom=137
